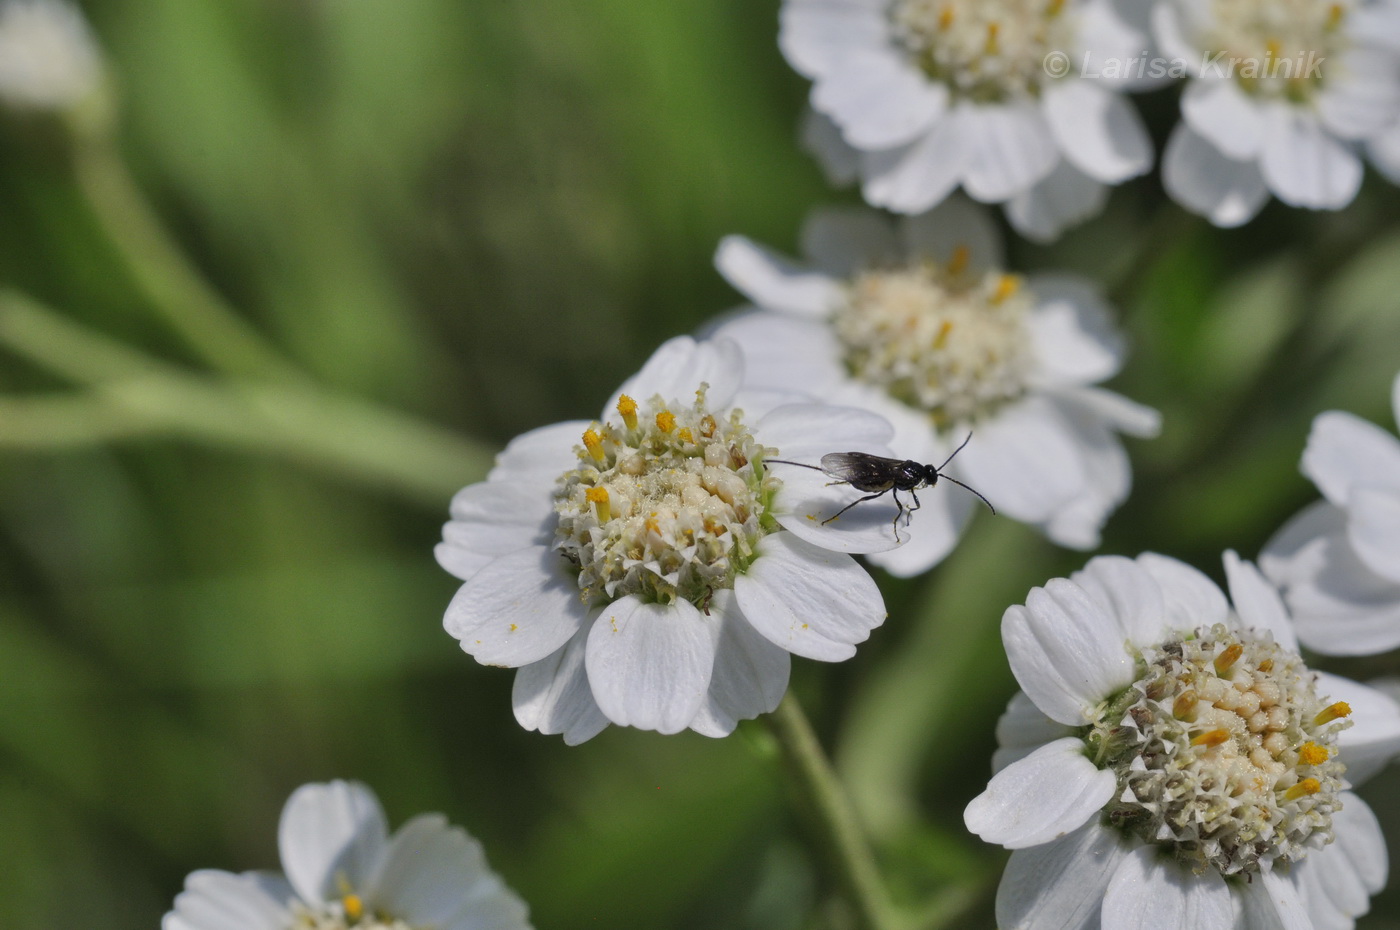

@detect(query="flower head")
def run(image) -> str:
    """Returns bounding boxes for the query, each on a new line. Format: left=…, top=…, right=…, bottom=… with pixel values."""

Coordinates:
left=0, top=0, right=102, bottom=112
left=163, top=780, right=531, bottom=930
left=1262, top=370, right=1400, bottom=655
left=436, top=337, right=900, bottom=742
left=782, top=0, right=1155, bottom=240
left=710, top=200, right=1160, bottom=577
left=965, top=552, right=1400, bottom=930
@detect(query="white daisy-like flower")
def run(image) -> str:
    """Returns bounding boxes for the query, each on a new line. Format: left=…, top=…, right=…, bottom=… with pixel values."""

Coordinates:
left=1155, top=0, right=1400, bottom=226
left=0, top=0, right=102, bottom=111
left=435, top=336, right=900, bottom=744
left=164, top=780, right=532, bottom=930
left=965, top=551, right=1400, bottom=930
left=1261, top=371, right=1400, bottom=656
left=709, top=200, right=1160, bottom=578
left=781, top=0, right=1156, bottom=241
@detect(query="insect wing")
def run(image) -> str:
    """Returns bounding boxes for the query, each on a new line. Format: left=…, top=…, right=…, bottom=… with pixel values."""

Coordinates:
left=819, top=452, right=901, bottom=487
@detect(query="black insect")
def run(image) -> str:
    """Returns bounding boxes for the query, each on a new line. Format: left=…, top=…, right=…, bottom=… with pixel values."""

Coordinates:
left=766, top=434, right=995, bottom=542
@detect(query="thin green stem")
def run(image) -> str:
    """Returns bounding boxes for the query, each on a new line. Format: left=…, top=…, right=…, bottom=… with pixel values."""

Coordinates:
left=765, top=693, right=898, bottom=930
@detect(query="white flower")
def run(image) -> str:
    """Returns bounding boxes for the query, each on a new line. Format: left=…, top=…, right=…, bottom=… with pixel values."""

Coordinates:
left=163, top=780, right=531, bottom=930
left=709, top=200, right=1160, bottom=578
left=782, top=0, right=1155, bottom=241
left=1261, top=371, right=1400, bottom=655
left=1156, top=0, right=1400, bottom=226
left=435, top=336, right=899, bottom=743
left=965, top=551, right=1400, bottom=930
left=0, top=0, right=102, bottom=111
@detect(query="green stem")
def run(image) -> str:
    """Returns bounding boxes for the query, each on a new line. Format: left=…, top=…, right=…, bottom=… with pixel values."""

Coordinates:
left=765, top=693, right=897, bottom=930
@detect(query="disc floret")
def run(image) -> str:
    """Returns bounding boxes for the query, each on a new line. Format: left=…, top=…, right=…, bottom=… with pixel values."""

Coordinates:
left=1200, top=0, right=1349, bottom=100
left=291, top=893, right=413, bottom=930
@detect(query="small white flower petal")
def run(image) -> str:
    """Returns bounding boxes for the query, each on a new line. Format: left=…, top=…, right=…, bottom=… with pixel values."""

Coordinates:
left=278, top=781, right=388, bottom=906
left=802, top=107, right=862, bottom=186
left=1181, top=78, right=1264, bottom=160
left=1136, top=551, right=1230, bottom=636
left=710, top=312, right=847, bottom=395
left=778, top=0, right=889, bottom=79
left=757, top=402, right=895, bottom=459
left=862, top=110, right=970, bottom=214
left=1296, top=793, right=1384, bottom=928
left=899, top=195, right=1005, bottom=270
left=444, top=547, right=592, bottom=668
left=1259, top=105, right=1363, bottom=211
left=688, top=589, right=791, bottom=737
left=1302, top=410, right=1400, bottom=506
left=511, top=622, right=610, bottom=746
left=1003, top=578, right=1134, bottom=725
left=798, top=206, right=901, bottom=276
left=1234, top=866, right=1312, bottom=930
left=1317, top=671, right=1400, bottom=786
left=487, top=420, right=592, bottom=485
left=714, top=235, right=843, bottom=318
left=1004, top=159, right=1109, bottom=244
left=606, top=336, right=745, bottom=415
left=1043, top=80, right=1152, bottom=184
left=1101, top=846, right=1233, bottom=930
left=964, top=737, right=1115, bottom=848
left=1162, top=123, right=1269, bottom=227
left=1261, top=500, right=1346, bottom=588
left=863, top=481, right=974, bottom=577
left=1072, top=555, right=1168, bottom=648
left=812, top=48, right=949, bottom=149
left=1059, top=386, right=1162, bottom=438
left=1333, top=792, right=1388, bottom=895
left=995, top=821, right=1129, bottom=930
left=585, top=596, right=718, bottom=734
left=992, top=690, right=1076, bottom=774
left=437, top=480, right=556, bottom=582
left=1024, top=275, right=1126, bottom=387
left=163, top=870, right=293, bottom=930
left=1223, top=551, right=1298, bottom=653
left=1317, top=47, right=1400, bottom=141
left=1034, top=409, right=1130, bottom=551
left=955, top=396, right=1088, bottom=524
left=960, top=102, right=1060, bottom=203
left=1346, top=488, right=1400, bottom=585
left=735, top=532, right=885, bottom=661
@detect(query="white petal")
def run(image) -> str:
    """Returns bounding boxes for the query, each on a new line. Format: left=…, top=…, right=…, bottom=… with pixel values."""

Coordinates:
left=688, top=589, right=791, bottom=737
left=1317, top=47, right=1400, bottom=141
left=607, top=336, right=745, bottom=415
left=1234, top=867, right=1312, bottom=930
left=1333, top=793, right=1388, bottom=895
left=1180, top=79, right=1264, bottom=160
left=801, top=107, right=862, bottom=187
left=995, top=821, right=1129, bottom=930
left=960, top=102, right=1060, bottom=203
left=487, top=419, right=591, bottom=485
left=955, top=396, right=1088, bottom=523
left=1004, top=159, right=1109, bottom=243
left=1025, top=275, right=1126, bottom=387
left=1261, top=500, right=1348, bottom=589
left=444, top=547, right=592, bottom=668
left=992, top=690, right=1076, bottom=774
left=585, top=596, right=718, bottom=734
left=964, top=737, right=1115, bottom=848
left=279, top=781, right=387, bottom=906
left=162, top=871, right=293, bottom=930
left=1136, top=552, right=1230, bottom=634
left=1003, top=578, right=1135, bottom=726
left=813, top=48, right=948, bottom=149
left=1162, top=123, right=1269, bottom=227
left=899, top=194, right=1004, bottom=269
left=1149, top=2, right=1198, bottom=67
left=437, top=480, right=555, bottom=582
left=758, top=402, right=895, bottom=459
left=371, top=815, right=526, bottom=929
left=1347, top=489, right=1400, bottom=585
left=1319, top=672, right=1400, bottom=786
left=1072, top=555, right=1169, bottom=648
left=1260, top=106, right=1363, bottom=211
left=1043, top=80, right=1152, bottom=184
left=1302, top=410, right=1400, bottom=506
left=735, top=532, right=885, bottom=661
left=798, top=205, right=901, bottom=276
left=778, top=0, right=889, bottom=79
left=1222, top=551, right=1298, bottom=652
left=863, top=480, right=974, bottom=577
left=862, top=111, right=969, bottom=214
left=714, top=236, right=843, bottom=317
left=1101, top=846, right=1233, bottom=930
left=1061, top=386, right=1161, bottom=438
left=511, top=622, right=610, bottom=745
left=1034, top=409, right=1130, bottom=550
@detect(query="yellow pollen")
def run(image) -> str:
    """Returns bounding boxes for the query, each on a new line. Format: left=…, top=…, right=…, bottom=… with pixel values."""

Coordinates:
left=617, top=394, right=639, bottom=429
left=1047, top=0, right=1065, bottom=15
left=677, top=427, right=694, bottom=443
left=1214, top=643, right=1243, bottom=675
left=1172, top=690, right=1199, bottom=722
left=947, top=243, right=970, bottom=275
left=1315, top=702, right=1352, bottom=725
left=585, top=485, right=611, bottom=522
left=1192, top=728, right=1231, bottom=748
left=938, top=5, right=954, bottom=29
left=1284, top=778, right=1322, bottom=801
left=1298, top=743, right=1330, bottom=766
left=932, top=319, right=954, bottom=351
left=655, top=410, right=676, bottom=433
left=991, top=274, right=1020, bottom=303
left=1265, top=38, right=1281, bottom=59
left=985, top=22, right=1000, bottom=54
left=582, top=428, right=605, bottom=463
left=343, top=894, right=364, bottom=922
left=1327, top=3, right=1344, bottom=29
left=1258, top=658, right=1274, bottom=673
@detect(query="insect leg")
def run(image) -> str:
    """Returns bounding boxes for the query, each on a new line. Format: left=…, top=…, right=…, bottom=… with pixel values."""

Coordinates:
left=905, top=487, right=922, bottom=526
left=819, top=489, right=892, bottom=526
left=888, top=489, right=905, bottom=543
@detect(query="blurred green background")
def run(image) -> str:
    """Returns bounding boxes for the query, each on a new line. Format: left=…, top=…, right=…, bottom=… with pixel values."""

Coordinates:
left=3, top=1, right=1400, bottom=927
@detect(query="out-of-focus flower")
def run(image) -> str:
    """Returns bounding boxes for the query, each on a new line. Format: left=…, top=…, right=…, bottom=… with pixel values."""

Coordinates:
left=1155, top=0, right=1400, bottom=226
left=164, top=780, right=532, bottom=930
left=1262, top=371, right=1400, bottom=655
left=436, top=337, right=899, bottom=743
left=782, top=0, right=1155, bottom=241
left=0, top=0, right=102, bottom=111
left=710, top=200, right=1159, bottom=577
left=966, top=552, right=1400, bottom=930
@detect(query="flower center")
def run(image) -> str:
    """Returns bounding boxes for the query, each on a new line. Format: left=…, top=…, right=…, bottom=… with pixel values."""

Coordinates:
left=890, top=0, right=1078, bottom=101
left=834, top=252, right=1033, bottom=430
left=1198, top=0, right=1348, bottom=99
left=554, top=389, right=778, bottom=610
left=1085, top=623, right=1351, bottom=876
left=291, top=895, right=412, bottom=930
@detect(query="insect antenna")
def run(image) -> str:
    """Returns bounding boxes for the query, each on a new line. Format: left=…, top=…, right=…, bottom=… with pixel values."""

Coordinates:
left=941, top=475, right=996, bottom=514
left=762, top=458, right=826, bottom=472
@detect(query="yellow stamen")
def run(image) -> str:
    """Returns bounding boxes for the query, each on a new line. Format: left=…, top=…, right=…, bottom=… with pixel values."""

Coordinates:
left=1297, top=742, right=1330, bottom=766
left=947, top=243, right=970, bottom=275
left=1265, top=38, right=1281, bottom=60
left=1327, top=3, right=1344, bottom=29
left=700, top=414, right=718, bottom=438
left=1258, top=658, right=1274, bottom=673
left=1315, top=702, right=1352, bottom=725
left=655, top=410, right=676, bottom=433
left=991, top=274, right=1020, bottom=304
left=932, top=319, right=954, bottom=351
left=1214, top=643, right=1243, bottom=676
left=1191, top=728, right=1231, bottom=748
left=985, top=22, right=1000, bottom=54
left=586, top=486, right=611, bottom=522
left=344, top=894, right=364, bottom=922
left=677, top=427, right=694, bottom=443
left=617, top=394, right=639, bottom=430
left=1284, top=777, right=1322, bottom=801
left=1172, top=689, right=1199, bottom=722
left=582, top=428, right=605, bottom=463
left=938, top=5, right=954, bottom=29
left=1047, top=0, right=1065, bottom=15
